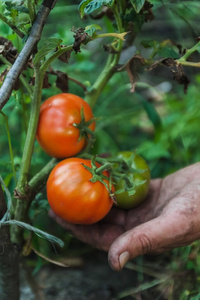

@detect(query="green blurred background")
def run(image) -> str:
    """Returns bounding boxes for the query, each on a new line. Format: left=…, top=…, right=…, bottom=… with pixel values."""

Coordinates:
left=1, top=1, right=200, bottom=296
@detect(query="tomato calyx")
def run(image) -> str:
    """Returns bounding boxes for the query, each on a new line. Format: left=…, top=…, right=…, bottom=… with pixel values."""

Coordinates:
left=81, top=156, right=116, bottom=202
left=72, top=107, right=96, bottom=142
left=111, top=156, right=148, bottom=197
left=112, top=172, right=136, bottom=196
left=81, top=154, right=148, bottom=201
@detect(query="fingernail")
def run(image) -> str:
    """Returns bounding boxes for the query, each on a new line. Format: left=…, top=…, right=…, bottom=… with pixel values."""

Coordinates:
left=119, top=251, right=130, bottom=270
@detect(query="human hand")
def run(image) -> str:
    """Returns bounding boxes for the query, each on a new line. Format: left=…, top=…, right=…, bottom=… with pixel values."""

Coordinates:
left=49, top=163, right=200, bottom=271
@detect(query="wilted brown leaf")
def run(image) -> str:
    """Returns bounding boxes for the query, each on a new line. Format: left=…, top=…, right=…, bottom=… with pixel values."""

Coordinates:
left=118, top=54, right=145, bottom=92
left=148, top=58, right=190, bottom=94
left=72, top=27, right=91, bottom=54
left=0, top=36, right=18, bottom=64
left=58, top=46, right=72, bottom=63
left=55, top=71, right=69, bottom=92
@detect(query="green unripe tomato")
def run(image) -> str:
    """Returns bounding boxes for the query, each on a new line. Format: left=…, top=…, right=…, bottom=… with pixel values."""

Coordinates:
left=114, top=151, right=151, bottom=209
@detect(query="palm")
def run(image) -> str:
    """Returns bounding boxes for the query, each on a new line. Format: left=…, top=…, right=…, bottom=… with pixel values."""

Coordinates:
left=50, top=163, right=200, bottom=270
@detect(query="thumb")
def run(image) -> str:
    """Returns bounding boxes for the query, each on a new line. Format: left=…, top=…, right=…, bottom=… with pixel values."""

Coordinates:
left=107, top=213, right=189, bottom=271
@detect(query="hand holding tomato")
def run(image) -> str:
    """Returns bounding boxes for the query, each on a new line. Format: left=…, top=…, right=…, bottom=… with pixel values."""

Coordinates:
left=49, top=162, right=200, bottom=270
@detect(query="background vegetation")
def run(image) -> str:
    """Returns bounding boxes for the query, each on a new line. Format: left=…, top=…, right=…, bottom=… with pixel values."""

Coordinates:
left=0, top=0, right=200, bottom=299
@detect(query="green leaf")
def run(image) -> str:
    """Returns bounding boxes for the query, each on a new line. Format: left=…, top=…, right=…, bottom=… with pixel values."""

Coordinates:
left=79, top=0, right=114, bottom=17
left=130, top=0, right=146, bottom=13
left=158, top=46, right=179, bottom=59
left=84, top=24, right=102, bottom=37
left=14, top=6, right=29, bottom=13
left=33, top=38, right=62, bottom=65
left=79, top=0, right=93, bottom=18
left=141, top=39, right=159, bottom=49
left=142, top=100, right=162, bottom=129
left=1, top=220, right=64, bottom=248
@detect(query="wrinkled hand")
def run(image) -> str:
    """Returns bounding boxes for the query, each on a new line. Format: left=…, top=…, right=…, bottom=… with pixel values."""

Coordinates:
left=49, top=163, right=200, bottom=271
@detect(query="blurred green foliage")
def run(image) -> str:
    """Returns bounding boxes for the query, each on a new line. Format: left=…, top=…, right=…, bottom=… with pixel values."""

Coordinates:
left=0, top=0, right=200, bottom=297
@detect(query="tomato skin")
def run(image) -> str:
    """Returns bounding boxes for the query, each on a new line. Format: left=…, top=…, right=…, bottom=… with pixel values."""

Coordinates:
left=114, top=151, right=150, bottom=209
left=47, top=158, right=114, bottom=225
left=36, top=93, right=95, bottom=159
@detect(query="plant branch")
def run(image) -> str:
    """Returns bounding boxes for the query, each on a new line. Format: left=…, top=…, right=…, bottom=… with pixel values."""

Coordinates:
left=0, top=181, right=7, bottom=219
left=0, top=184, right=20, bottom=300
left=85, top=4, right=124, bottom=108
left=94, top=32, right=128, bottom=41
left=27, top=0, right=36, bottom=23
left=84, top=53, right=116, bottom=107
left=40, top=45, right=73, bottom=73
left=0, top=112, right=17, bottom=184
left=0, top=0, right=58, bottom=110
left=176, top=61, right=200, bottom=68
left=11, top=65, right=44, bottom=245
left=15, top=65, right=44, bottom=195
left=29, top=158, right=57, bottom=198
left=178, top=41, right=200, bottom=62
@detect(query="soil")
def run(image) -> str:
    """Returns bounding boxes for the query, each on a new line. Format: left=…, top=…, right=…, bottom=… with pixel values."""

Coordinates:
left=20, top=250, right=138, bottom=300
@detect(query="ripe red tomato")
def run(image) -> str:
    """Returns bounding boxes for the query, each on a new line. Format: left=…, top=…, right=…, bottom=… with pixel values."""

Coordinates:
left=114, top=151, right=150, bottom=209
left=36, top=93, right=95, bottom=158
left=47, top=158, right=114, bottom=224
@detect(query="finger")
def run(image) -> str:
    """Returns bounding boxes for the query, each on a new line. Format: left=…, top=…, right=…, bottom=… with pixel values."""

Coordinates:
left=108, top=210, right=193, bottom=271
left=49, top=209, right=124, bottom=251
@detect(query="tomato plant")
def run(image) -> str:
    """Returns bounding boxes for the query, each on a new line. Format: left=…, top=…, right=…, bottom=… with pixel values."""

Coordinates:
left=46, top=157, right=114, bottom=224
left=113, top=151, right=151, bottom=209
left=36, top=93, right=95, bottom=159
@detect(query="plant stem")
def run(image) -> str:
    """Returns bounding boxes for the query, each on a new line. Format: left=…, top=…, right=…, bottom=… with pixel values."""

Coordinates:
left=16, top=66, right=44, bottom=195
left=84, top=53, right=116, bottom=107
left=0, top=225, right=20, bottom=300
left=176, top=61, right=200, bottom=68
left=178, top=41, right=200, bottom=62
left=27, top=0, right=36, bottom=23
left=29, top=158, right=57, bottom=198
left=0, top=0, right=58, bottom=110
left=11, top=65, right=44, bottom=244
left=94, top=32, right=127, bottom=41
left=85, top=3, right=124, bottom=108
left=40, top=45, right=73, bottom=73
left=0, top=112, right=17, bottom=184
left=0, top=185, right=20, bottom=300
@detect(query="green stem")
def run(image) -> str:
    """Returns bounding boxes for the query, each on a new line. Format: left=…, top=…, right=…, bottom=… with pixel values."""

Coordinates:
left=178, top=41, right=200, bottom=62
left=29, top=158, right=57, bottom=198
left=95, top=163, right=112, bottom=175
left=0, top=112, right=17, bottom=184
left=19, top=74, right=34, bottom=96
left=40, top=45, right=73, bottom=73
left=85, top=4, right=124, bottom=108
left=114, top=172, right=133, bottom=188
left=11, top=65, right=44, bottom=244
left=85, top=53, right=116, bottom=107
left=27, top=0, right=36, bottom=23
left=94, top=32, right=127, bottom=41
left=16, top=65, right=44, bottom=194
left=80, top=153, right=130, bottom=170
left=176, top=61, right=200, bottom=68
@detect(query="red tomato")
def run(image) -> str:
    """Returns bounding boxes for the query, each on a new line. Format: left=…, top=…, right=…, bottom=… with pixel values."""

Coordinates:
left=47, top=158, right=114, bottom=224
left=36, top=93, right=95, bottom=158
